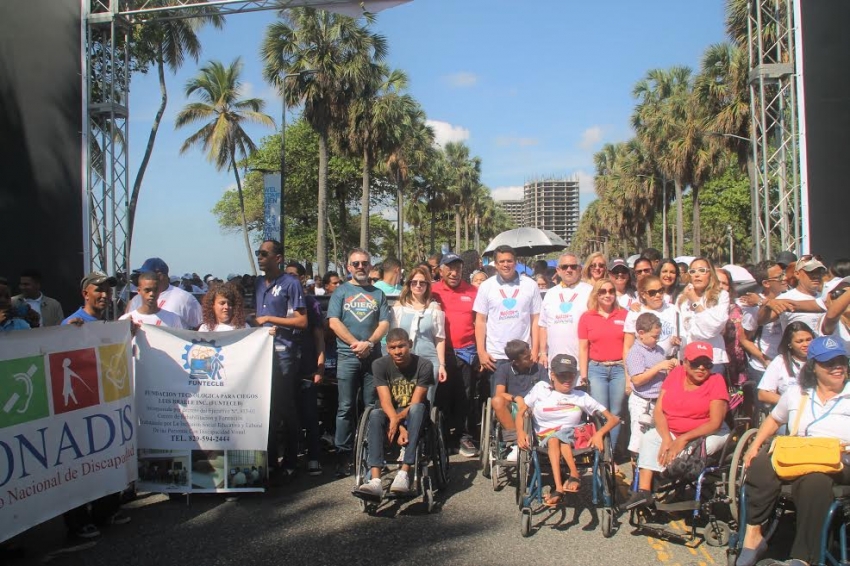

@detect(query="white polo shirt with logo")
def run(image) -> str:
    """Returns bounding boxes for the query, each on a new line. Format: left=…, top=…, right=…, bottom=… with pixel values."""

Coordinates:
left=539, top=281, right=592, bottom=362
left=473, top=272, right=542, bottom=360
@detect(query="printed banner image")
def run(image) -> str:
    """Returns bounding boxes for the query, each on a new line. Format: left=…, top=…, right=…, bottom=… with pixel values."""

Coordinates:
left=0, top=322, right=136, bottom=543
left=134, top=326, right=272, bottom=493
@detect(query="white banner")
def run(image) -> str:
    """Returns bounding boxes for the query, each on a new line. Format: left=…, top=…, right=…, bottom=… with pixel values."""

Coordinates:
left=134, top=326, right=272, bottom=493
left=0, top=322, right=136, bottom=543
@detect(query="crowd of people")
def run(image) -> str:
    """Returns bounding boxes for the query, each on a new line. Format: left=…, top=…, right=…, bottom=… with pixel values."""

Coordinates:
left=2, top=244, right=849, bottom=565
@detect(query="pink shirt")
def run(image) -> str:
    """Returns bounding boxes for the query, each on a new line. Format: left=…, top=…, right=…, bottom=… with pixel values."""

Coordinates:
left=661, top=366, right=729, bottom=435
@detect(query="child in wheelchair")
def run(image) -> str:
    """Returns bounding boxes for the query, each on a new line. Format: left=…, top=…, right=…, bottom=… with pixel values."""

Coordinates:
left=515, top=354, right=620, bottom=506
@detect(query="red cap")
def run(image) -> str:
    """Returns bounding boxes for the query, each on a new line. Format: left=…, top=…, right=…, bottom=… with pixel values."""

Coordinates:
left=684, top=341, right=713, bottom=362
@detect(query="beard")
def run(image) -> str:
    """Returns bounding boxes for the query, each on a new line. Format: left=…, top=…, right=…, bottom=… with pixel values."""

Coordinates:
left=353, top=271, right=370, bottom=285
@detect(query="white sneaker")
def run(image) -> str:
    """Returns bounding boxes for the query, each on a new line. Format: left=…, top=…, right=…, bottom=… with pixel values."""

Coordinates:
left=390, top=470, right=410, bottom=494
left=397, top=447, right=406, bottom=468
left=505, top=445, right=519, bottom=462
left=354, top=478, right=383, bottom=501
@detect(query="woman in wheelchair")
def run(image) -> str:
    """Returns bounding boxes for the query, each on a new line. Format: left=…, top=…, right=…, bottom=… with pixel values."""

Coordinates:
left=515, top=354, right=620, bottom=506
left=625, top=341, right=730, bottom=510
left=757, top=322, right=814, bottom=406
left=736, top=336, right=850, bottom=566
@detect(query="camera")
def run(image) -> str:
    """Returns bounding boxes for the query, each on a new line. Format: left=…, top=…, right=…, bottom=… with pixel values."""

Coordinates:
left=830, top=287, right=847, bottom=301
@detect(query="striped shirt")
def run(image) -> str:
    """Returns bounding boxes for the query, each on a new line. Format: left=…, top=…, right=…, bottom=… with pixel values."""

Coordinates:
left=626, top=340, right=668, bottom=399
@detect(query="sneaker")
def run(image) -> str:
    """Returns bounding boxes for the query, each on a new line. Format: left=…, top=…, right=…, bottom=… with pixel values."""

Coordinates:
left=505, top=444, right=519, bottom=462
left=307, top=460, right=322, bottom=476
left=335, top=453, right=352, bottom=478
left=72, top=524, right=101, bottom=540
left=108, top=511, right=131, bottom=526
left=390, top=470, right=410, bottom=494
left=459, top=438, right=479, bottom=458
left=353, top=478, right=383, bottom=501
left=397, top=446, right=406, bottom=468
left=624, top=489, right=655, bottom=510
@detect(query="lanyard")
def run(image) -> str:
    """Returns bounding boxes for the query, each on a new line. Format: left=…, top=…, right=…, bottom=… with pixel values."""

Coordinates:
left=803, top=391, right=844, bottom=436
left=499, top=288, right=519, bottom=299
left=559, top=292, right=577, bottom=304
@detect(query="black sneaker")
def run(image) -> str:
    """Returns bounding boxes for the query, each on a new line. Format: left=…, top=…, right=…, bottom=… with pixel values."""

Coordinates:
left=335, top=453, right=352, bottom=478
left=459, top=438, right=478, bottom=458
left=624, top=489, right=654, bottom=510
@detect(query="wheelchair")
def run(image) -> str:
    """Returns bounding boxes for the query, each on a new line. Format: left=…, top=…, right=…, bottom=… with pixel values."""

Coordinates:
left=480, top=397, right=523, bottom=499
left=516, top=411, right=618, bottom=538
left=353, top=402, right=450, bottom=514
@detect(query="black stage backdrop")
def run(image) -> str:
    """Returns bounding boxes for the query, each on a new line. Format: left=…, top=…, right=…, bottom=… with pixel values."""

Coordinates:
left=800, top=0, right=850, bottom=262
left=0, top=0, right=83, bottom=314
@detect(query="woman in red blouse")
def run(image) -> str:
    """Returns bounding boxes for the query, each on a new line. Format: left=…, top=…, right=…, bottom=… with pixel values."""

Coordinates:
left=578, top=279, right=628, bottom=452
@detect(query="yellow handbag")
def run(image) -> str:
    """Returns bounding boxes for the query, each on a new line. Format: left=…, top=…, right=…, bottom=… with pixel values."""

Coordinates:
left=770, top=394, right=844, bottom=480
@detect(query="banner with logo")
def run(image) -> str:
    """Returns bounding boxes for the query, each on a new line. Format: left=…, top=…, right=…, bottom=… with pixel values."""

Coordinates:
left=262, top=173, right=281, bottom=242
left=134, top=326, right=272, bottom=494
left=0, top=322, right=136, bottom=543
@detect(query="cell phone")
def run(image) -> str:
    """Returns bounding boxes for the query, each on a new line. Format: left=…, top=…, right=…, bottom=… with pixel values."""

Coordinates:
left=830, top=287, right=847, bottom=301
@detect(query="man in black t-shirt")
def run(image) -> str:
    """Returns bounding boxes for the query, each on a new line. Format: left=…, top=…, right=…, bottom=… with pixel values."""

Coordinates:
left=353, top=328, right=435, bottom=502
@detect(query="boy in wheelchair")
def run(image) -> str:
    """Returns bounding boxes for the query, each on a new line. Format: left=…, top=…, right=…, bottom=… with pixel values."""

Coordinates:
left=515, top=354, right=620, bottom=506
left=353, top=328, right=434, bottom=502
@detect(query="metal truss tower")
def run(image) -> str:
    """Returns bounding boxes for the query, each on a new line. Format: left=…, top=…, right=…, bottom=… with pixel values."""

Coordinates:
left=747, top=0, right=802, bottom=262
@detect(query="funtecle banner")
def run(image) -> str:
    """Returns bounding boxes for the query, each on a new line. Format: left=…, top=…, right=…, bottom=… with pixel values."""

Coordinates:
left=134, top=326, right=272, bottom=494
left=0, top=321, right=136, bottom=543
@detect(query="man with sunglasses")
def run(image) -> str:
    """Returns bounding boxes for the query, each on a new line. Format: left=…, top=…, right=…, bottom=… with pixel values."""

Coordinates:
left=327, top=247, right=390, bottom=476
left=740, top=261, right=789, bottom=382
left=255, top=240, right=308, bottom=480
left=539, top=252, right=592, bottom=367
left=757, top=255, right=827, bottom=335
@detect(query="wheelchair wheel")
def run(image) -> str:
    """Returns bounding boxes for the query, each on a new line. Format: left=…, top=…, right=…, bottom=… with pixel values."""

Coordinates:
left=491, top=460, right=501, bottom=491
left=354, top=405, right=374, bottom=496
left=704, top=520, right=731, bottom=547
left=728, top=427, right=758, bottom=519
left=480, top=399, right=492, bottom=478
left=423, top=475, right=435, bottom=513
left=516, top=416, right=532, bottom=505
left=601, top=508, right=614, bottom=538
left=520, top=508, right=532, bottom=537
left=430, top=406, right=450, bottom=490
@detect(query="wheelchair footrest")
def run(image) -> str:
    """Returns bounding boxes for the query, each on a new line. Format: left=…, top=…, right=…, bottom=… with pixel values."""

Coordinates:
left=654, top=500, right=700, bottom=512
left=635, top=523, right=698, bottom=547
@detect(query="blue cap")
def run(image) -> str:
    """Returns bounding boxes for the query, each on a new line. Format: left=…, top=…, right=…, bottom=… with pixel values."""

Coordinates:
left=133, top=257, right=169, bottom=274
left=807, top=336, right=848, bottom=362
left=440, top=252, right=463, bottom=266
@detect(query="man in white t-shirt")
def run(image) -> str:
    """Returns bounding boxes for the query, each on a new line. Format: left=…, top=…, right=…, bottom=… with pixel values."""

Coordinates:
left=820, top=276, right=850, bottom=351
left=539, top=252, right=592, bottom=366
left=757, top=256, right=827, bottom=336
left=473, top=245, right=542, bottom=372
left=125, top=258, right=202, bottom=329
left=120, top=271, right=185, bottom=329
left=740, top=260, right=789, bottom=381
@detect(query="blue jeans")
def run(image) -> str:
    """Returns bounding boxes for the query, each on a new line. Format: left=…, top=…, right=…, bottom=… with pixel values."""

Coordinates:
left=335, top=353, right=379, bottom=453
left=587, top=361, right=625, bottom=450
left=366, top=403, right=427, bottom=468
left=271, top=352, right=300, bottom=470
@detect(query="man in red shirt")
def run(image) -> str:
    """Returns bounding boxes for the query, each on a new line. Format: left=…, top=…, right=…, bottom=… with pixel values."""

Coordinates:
left=432, top=252, right=479, bottom=457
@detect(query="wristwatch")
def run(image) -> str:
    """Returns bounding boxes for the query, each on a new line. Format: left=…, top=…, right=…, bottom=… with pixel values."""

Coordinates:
left=691, top=302, right=699, bottom=311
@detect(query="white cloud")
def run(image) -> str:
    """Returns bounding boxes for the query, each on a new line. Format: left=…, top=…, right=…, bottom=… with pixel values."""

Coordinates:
left=426, top=119, right=470, bottom=147
left=442, top=72, right=479, bottom=88
left=495, top=136, right=539, bottom=148
left=579, top=126, right=604, bottom=150
left=575, top=170, right=596, bottom=195
left=490, top=185, right=524, bottom=201
left=241, top=81, right=255, bottom=98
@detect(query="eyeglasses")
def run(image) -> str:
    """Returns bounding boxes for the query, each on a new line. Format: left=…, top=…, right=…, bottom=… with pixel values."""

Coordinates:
left=764, top=276, right=787, bottom=282
left=254, top=249, right=271, bottom=258
left=644, top=288, right=664, bottom=297
left=611, top=272, right=629, bottom=279
left=559, top=264, right=580, bottom=271
left=688, top=359, right=713, bottom=370
left=350, top=261, right=369, bottom=268
left=590, top=263, right=606, bottom=269
left=409, top=280, right=428, bottom=287
left=597, top=288, right=616, bottom=296
left=635, top=268, right=652, bottom=275
left=688, top=267, right=710, bottom=275
left=815, top=357, right=848, bottom=368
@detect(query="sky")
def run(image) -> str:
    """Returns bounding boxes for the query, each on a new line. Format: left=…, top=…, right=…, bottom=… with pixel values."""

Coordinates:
left=128, top=0, right=728, bottom=277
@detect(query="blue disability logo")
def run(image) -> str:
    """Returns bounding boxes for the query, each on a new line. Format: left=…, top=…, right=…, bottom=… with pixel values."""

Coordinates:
left=182, top=340, right=225, bottom=381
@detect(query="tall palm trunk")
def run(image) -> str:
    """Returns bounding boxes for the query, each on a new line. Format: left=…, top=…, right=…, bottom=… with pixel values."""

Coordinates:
left=360, top=149, right=370, bottom=249
left=454, top=209, right=461, bottom=252
left=464, top=211, right=469, bottom=250
left=645, top=220, right=652, bottom=248
left=129, top=49, right=168, bottom=257
left=675, top=179, right=684, bottom=256
left=317, top=133, right=329, bottom=276
left=692, top=185, right=701, bottom=257
left=230, top=149, right=257, bottom=275
left=396, top=171, right=403, bottom=260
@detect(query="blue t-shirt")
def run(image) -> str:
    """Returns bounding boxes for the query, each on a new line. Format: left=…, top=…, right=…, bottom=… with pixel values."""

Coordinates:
left=255, top=273, right=306, bottom=353
left=326, top=282, right=389, bottom=358
left=61, top=307, right=101, bottom=325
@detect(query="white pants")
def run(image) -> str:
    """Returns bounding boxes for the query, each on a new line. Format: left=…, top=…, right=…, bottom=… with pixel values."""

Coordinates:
left=627, top=394, right=655, bottom=454
left=637, top=425, right=730, bottom=473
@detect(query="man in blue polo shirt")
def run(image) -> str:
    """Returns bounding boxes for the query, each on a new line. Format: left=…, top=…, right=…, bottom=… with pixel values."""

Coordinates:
left=255, top=240, right=307, bottom=480
left=63, top=271, right=118, bottom=326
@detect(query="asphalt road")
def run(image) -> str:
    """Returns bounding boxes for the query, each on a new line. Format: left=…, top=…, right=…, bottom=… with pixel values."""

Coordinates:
left=6, top=453, right=751, bottom=566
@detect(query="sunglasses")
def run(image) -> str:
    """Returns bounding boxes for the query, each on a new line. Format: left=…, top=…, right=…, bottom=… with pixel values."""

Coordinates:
left=254, top=249, right=272, bottom=258
left=688, top=359, right=713, bottom=370
left=611, top=272, right=629, bottom=279
left=764, top=276, right=787, bottom=282
left=815, top=357, right=848, bottom=368
left=635, top=268, right=652, bottom=275
left=559, top=264, right=580, bottom=271
left=590, top=263, right=606, bottom=269
left=350, top=261, right=369, bottom=268
left=409, top=280, right=428, bottom=287
left=597, top=288, right=616, bottom=296
left=688, top=267, right=710, bottom=275
left=644, top=288, right=664, bottom=297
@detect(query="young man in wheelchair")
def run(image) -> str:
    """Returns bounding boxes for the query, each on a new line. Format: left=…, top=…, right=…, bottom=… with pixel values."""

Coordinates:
left=515, top=354, right=620, bottom=506
left=353, top=328, right=435, bottom=502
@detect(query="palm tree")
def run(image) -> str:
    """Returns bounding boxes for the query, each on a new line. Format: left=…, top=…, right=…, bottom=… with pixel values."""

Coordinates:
left=443, top=141, right=481, bottom=252
left=129, top=5, right=224, bottom=254
left=262, top=7, right=387, bottom=275
left=175, top=58, right=275, bottom=274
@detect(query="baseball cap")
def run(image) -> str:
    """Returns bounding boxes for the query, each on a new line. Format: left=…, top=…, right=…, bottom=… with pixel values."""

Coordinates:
left=80, top=271, right=117, bottom=290
left=775, top=251, right=797, bottom=267
left=306, top=279, right=316, bottom=286
left=608, top=258, right=628, bottom=272
left=440, top=252, right=463, bottom=267
left=550, top=354, right=578, bottom=375
left=226, top=273, right=240, bottom=281
left=807, top=336, right=847, bottom=362
left=796, top=256, right=826, bottom=273
left=133, top=257, right=169, bottom=274
left=181, top=272, right=193, bottom=280
left=684, top=341, right=713, bottom=362
left=169, top=275, right=180, bottom=284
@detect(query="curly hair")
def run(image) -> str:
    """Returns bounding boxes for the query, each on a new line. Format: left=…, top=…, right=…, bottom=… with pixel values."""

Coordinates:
left=201, top=282, right=246, bottom=330
left=398, top=266, right=433, bottom=306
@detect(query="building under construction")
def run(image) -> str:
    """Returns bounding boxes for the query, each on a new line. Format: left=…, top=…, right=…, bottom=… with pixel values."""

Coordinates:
left=497, top=177, right=580, bottom=246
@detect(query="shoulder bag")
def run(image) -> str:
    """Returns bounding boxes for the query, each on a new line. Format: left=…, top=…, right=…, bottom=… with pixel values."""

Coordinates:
left=770, top=393, right=844, bottom=480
